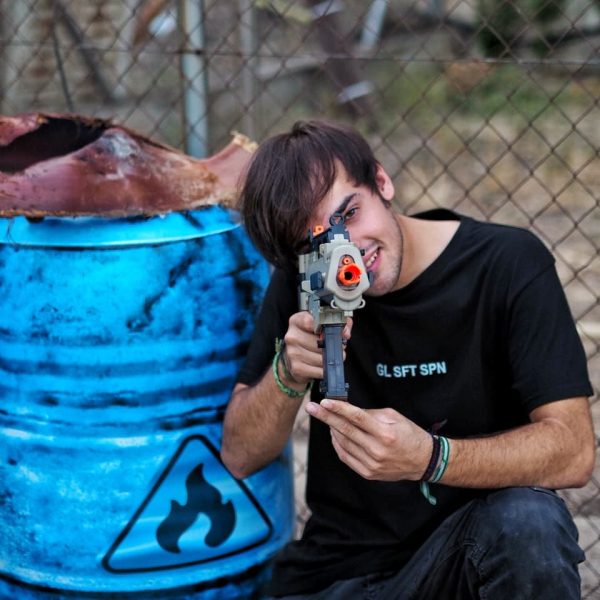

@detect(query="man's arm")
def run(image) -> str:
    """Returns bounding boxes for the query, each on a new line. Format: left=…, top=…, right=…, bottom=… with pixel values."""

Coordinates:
left=446, top=396, right=595, bottom=489
left=306, top=396, right=595, bottom=489
left=221, top=311, right=334, bottom=479
left=221, top=379, right=305, bottom=480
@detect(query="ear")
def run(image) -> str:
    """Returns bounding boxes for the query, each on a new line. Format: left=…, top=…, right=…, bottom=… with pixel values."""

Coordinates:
left=375, top=164, right=395, bottom=202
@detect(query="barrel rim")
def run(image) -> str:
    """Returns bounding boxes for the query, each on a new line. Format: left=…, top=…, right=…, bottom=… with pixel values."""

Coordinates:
left=0, top=207, right=241, bottom=248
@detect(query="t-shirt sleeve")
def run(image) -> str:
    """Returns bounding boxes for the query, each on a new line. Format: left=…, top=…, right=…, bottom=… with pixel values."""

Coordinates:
left=236, top=267, right=298, bottom=386
left=506, top=237, right=593, bottom=412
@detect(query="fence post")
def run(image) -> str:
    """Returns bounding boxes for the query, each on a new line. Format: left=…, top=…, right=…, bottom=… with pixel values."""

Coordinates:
left=179, top=0, right=208, bottom=157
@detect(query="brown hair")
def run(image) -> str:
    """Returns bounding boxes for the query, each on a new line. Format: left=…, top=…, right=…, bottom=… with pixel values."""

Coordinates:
left=238, top=119, right=380, bottom=269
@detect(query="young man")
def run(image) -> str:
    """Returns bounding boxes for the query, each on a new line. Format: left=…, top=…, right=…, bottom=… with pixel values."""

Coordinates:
left=221, top=120, right=595, bottom=599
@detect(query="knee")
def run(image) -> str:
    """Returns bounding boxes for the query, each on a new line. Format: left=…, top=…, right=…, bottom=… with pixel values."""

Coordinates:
left=471, top=487, right=584, bottom=578
left=482, top=488, right=577, bottom=545
left=418, top=489, right=583, bottom=598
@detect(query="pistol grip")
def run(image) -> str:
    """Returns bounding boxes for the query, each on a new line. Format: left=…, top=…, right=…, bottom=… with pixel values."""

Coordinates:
left=320, top=324, right=348, bottom=400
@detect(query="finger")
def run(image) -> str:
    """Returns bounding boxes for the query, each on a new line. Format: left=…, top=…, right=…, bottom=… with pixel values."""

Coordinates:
left=284, top=313, right=323, bottom=380
left=330, top=421, right=391, bottom=470
left=305, top=401, right=353, bottom=433
left=306, top=401, right=373, bottom=449
left=343, top=317, right=353, bottom=341
left=286, top=333, right=322, bottom=363
left=330, top=428, right=369, bottom=464
left=284, top=349, right=322, bottom=381
left=330, top=432, right=374, bottom=479
left=307, top=402, right=393, bottom=477
left=319, top=399, right=381, bottom=436
left=289, top=311, right=317, bottom=335
left=286, top=320, right=322, bottom=359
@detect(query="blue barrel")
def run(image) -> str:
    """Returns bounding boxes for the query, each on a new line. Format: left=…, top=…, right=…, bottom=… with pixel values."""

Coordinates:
left=0, top=207, right=294, bottom=599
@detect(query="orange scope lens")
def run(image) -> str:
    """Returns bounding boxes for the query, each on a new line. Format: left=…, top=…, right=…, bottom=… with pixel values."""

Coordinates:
left=337, top=262, right=362, bottom=287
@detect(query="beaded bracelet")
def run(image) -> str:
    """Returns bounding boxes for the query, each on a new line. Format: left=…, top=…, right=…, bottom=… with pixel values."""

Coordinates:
left=272, top=339, right=313, bottom=399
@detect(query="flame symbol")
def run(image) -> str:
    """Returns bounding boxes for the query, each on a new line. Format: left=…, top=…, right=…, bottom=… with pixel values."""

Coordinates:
left=156, top=464, right=236, bottom=553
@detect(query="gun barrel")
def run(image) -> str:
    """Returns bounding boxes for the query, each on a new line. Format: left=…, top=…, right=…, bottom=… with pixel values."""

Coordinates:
left=337, top=257, right=363, bottom=288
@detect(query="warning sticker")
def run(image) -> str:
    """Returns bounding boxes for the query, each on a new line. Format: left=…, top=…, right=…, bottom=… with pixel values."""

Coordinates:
left=102, top=435, right=272, bottom=573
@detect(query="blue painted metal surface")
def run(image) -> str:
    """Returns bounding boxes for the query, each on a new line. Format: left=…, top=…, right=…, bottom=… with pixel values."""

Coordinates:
left=0, top=207, right=293, bottom=598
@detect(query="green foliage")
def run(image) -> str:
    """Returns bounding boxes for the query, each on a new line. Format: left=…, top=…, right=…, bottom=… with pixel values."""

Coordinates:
left=476, top=0, right=566, bottom=57
left=450, top=65, right=545, bottom=119
left=371, top=61, right=579, bottom=127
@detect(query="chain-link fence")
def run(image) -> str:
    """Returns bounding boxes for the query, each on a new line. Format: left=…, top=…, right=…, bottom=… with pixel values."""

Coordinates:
left=1, top=0, right=599, bottom=596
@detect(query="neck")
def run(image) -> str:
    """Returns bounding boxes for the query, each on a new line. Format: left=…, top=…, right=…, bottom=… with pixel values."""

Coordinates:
left=395, top=214, right=460, bottom=288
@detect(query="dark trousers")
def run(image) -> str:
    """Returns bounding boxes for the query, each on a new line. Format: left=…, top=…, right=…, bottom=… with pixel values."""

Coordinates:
left=269, top=487, right=584, bottom=599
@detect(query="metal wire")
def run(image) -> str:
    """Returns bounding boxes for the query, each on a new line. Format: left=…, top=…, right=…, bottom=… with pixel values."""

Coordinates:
left=0, top=0, right=598, bottom=595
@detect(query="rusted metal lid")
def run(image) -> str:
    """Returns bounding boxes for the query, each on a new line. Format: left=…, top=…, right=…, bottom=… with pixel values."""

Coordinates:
left=0, top=112, right=256, bottom=217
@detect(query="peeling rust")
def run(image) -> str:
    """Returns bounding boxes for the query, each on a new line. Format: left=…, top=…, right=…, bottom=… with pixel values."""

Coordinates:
left=0, top=112, right=255, bottom=217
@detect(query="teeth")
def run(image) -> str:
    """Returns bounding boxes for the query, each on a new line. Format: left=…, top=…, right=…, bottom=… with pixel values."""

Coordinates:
left=365, top=251, right=378, bottom=268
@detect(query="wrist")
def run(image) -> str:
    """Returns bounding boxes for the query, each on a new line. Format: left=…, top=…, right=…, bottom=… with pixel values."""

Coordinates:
left=419, top=434, right=452, bottom=506
left=278, top=345, right=305, bottom=386
left=276, top=352, right=308, bottom=392
left=272, top=340, right=312, bottom=399
left=419, top=434, right=439, bottom=482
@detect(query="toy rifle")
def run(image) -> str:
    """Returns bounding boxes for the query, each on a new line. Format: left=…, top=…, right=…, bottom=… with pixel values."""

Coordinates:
left=298, top=215, right=371, bottom=400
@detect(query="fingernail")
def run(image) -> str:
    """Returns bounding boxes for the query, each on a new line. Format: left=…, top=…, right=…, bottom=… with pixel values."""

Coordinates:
left=305, top=402, right=318, bottom=415
left=321, top=399, right=333, bottom=409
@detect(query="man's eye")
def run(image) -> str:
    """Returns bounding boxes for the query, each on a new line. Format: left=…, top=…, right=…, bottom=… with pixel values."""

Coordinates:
left=344, top=207, right=358, bottom=221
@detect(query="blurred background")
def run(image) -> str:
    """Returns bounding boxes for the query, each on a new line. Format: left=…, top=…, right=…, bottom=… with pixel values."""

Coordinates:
left=0, top=0, right=598, bottom=596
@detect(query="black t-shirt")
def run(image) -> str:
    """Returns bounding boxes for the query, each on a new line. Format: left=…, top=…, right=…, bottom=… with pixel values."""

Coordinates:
left=236, top=210, right=593, bottom=596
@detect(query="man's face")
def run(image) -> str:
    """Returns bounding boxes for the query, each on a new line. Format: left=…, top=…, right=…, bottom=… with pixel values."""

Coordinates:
left=311, top=165, right=403, bottom=297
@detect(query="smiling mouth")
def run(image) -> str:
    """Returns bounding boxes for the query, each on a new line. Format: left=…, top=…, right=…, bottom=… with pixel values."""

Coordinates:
left=365, top=249, right=379, bottom=269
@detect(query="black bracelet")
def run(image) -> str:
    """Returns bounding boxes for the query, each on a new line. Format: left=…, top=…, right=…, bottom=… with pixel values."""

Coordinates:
left=420, top=434, right=441, bottom=482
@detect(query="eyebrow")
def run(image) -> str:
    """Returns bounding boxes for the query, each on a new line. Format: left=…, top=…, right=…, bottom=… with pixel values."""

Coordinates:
left=329, top=193, right=357, bottom=222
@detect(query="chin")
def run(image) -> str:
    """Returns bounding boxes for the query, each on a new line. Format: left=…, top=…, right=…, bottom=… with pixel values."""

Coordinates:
left=365, top=271, right=400, bottom=297
left=365, top=281, right=390, bottom=297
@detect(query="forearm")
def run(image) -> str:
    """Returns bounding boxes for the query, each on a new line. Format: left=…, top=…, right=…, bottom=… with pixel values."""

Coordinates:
left=307, top=396, right=594, bottom=490
left=221, top=366, right=306, bottom=479
left=441, top=400, right=595, bottom=490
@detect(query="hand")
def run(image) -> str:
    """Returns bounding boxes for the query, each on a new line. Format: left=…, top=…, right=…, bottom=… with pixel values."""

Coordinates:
left=283, top=313, right=352, bottom=385
left=305, top=399, right=431, bottom=481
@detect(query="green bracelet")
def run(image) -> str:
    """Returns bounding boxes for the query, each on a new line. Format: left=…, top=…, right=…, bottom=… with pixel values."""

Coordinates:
left=272, top=348, right=313, bottom=399
left=277, top=339, right=299, bottom=383
left=430, top=436, right=450, bottom=483
left=419, top=435, right=451, bottom=506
